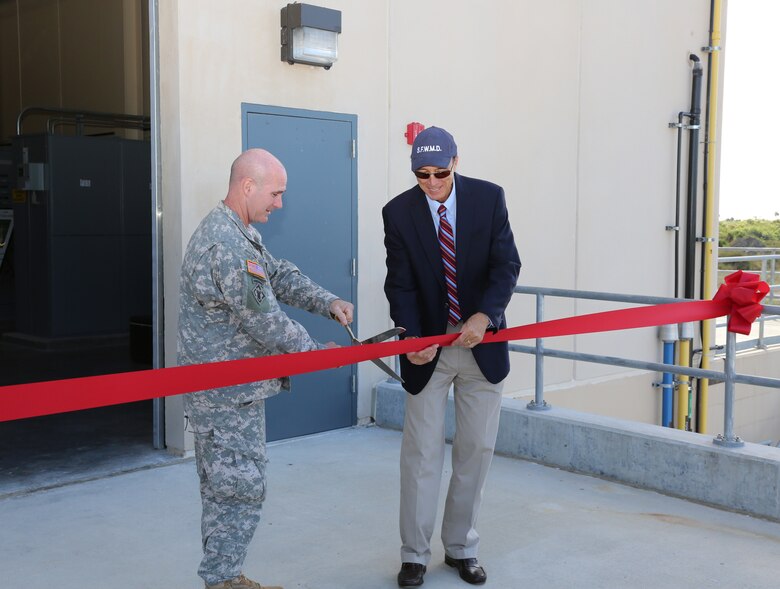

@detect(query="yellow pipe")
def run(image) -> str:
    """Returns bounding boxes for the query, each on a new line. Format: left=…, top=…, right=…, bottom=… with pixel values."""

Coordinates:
left=699, top=0, right=723, bottom=433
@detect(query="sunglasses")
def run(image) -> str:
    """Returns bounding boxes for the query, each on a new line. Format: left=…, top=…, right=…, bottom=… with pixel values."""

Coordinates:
left=413, top=161, right=454, bottom=180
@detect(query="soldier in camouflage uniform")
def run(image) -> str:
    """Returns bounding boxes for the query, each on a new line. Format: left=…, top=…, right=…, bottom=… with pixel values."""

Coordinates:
left=178, top=149, right=353, bottom=589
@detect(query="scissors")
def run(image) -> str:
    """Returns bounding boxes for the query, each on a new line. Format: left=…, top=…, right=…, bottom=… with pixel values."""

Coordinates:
left=344, top=324, right=406, bottom=383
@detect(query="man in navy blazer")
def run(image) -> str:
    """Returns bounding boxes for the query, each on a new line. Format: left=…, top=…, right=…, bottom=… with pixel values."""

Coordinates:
left=383, top=127, right=521, bottom=587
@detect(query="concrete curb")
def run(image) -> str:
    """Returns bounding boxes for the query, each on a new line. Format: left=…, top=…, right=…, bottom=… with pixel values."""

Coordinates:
left=375, top=380, right=780, bottom=521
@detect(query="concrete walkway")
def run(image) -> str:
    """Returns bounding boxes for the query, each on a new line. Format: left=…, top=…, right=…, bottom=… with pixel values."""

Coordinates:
left=2, top=425, right=779, bottom=589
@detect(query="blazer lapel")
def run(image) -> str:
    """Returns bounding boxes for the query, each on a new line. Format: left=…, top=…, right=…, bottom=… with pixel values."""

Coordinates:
left=410, top=187, right=446, bottom=290
left=454, top=174, right=472, bottom=280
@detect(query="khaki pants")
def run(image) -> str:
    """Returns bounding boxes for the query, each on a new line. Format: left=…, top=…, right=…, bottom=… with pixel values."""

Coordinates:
left=399, top=327, right=503, bottom=565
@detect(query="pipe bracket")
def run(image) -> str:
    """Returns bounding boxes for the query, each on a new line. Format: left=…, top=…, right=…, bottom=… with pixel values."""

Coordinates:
left=702, top=45, right=722, bottom=52
left=668, top=122, right=699, bottom=130
left=696, top=236, right=717, bottom=243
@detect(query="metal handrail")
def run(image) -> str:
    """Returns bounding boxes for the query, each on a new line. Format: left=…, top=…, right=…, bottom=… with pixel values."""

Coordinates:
left=16, top=107, right=150, bottom=136
left=513, top=285, right=690, bottom=305
left=717, top=254, right=780, bottom=262
left=510, top=284, right=780, bottom=448
left=46, top=118, right=150, bottom=135
left=720, top=247, right=780, bottom=252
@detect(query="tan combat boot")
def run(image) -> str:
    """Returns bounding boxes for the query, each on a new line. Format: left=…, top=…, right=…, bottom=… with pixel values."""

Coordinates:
left=205, top=574, right=283, bottom=589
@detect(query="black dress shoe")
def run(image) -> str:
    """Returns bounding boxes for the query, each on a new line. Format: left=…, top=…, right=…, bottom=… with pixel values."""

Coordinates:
left=444, top=555, right=487, bottom=585
left=397, top=562, right=426, bottom=587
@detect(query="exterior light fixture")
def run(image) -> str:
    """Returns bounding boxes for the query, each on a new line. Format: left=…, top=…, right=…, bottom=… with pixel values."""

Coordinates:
left=280, top=3, right=342, bottom=70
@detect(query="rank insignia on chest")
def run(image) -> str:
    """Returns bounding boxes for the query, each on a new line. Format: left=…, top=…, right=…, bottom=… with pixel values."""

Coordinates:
left=246, top=259, right=266, bottom=279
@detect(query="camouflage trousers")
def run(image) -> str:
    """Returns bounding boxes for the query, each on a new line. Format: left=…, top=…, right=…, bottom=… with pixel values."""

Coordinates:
left=186, top=397, right=268, bottom=586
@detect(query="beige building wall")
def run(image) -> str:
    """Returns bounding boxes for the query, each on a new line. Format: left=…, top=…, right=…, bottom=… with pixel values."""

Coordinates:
left=158, top=0, right=392, bottom=452
left=512, top=371, right=660, bottom=423
left=157, top=0, right=727, bottom=452
left=388, top=0, right=720, bottom=408
left=389, top=1, right=715, bottom=416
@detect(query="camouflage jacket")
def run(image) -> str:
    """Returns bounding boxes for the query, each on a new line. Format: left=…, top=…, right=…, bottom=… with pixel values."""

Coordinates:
left=177, top=201, right=338, bottom=406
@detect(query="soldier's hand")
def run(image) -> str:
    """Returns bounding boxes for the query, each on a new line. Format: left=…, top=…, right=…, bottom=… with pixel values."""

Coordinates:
left=329, top=299, right=354, bottom=325
left=324, top=341, right=340, bottom=349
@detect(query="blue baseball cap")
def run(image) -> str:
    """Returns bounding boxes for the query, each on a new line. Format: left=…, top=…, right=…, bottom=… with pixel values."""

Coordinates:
left=410, top=126, right=457, bottom=171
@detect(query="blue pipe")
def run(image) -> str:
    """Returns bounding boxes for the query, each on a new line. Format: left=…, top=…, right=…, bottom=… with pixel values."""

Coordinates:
left=662, top=341, right=676, bottom=427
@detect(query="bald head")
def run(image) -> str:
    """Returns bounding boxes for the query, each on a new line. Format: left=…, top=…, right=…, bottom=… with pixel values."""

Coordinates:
left=229, top=148, right=285, bottom=188
left=224, top=149, right=287, bottom=225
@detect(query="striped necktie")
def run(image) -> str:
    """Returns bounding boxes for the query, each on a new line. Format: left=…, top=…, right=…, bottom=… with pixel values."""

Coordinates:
left=437, top=204, right=461, bottom=326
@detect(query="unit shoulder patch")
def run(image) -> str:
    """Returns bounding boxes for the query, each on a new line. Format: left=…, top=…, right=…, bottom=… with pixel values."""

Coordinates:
left=245, top=275, right=273, bottom=313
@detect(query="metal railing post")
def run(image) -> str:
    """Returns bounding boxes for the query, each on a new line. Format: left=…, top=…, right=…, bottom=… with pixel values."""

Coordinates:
left=758, top=259, right=767, bottom=348
left=713, top=328, right=744, bottom=447
left=527, top=293, right=550, bottom=410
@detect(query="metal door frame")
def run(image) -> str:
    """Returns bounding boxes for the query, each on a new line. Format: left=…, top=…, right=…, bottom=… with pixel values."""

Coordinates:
left=149, top=0, right=164, bottom=448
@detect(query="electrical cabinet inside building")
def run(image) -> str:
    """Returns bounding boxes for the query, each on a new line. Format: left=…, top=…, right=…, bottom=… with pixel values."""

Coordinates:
left=0, top=145, right=13, bottom=328
left=11, top=134, right=151, bottom=339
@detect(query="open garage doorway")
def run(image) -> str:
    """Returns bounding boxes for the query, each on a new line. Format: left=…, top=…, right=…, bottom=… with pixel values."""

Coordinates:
left=0, top=0, right=165, bottom=495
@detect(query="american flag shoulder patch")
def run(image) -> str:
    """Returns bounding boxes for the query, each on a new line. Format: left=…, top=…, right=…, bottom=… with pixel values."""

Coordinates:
left=246, top=259, right=266, bottom=279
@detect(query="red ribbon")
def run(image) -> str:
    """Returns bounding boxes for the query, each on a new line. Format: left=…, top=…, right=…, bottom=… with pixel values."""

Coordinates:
left=712, top=270, right=770, bottom=335
left=0, top=271, right=768, bottom=423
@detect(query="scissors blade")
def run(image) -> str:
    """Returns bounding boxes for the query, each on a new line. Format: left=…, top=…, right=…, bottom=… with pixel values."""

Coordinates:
left=360, top=326, right=406, bottom=345
left=370, top=358, right=405, bottom=383
left=342, top=325, right=405, bottom=383
left=363, top=327, right=405, bottom=382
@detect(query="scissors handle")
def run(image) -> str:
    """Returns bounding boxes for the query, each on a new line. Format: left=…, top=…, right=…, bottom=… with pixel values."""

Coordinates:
left=343, top=323, right=360, bottom=345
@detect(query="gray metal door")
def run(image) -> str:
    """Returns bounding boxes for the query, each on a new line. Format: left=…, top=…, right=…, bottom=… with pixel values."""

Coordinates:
left=243, top=104, right=357, bottom=441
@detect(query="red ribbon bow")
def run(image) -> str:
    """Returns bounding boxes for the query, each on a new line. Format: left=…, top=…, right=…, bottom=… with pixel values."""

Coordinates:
left=712, top=270, right=770, bottom=335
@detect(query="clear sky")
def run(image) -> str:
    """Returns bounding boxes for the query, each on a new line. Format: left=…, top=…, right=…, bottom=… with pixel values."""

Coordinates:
left=719, top=1, right=780, bottom=219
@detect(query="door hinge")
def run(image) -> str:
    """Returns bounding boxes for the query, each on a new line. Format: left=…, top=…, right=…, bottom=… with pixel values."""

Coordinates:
left=351, top=139, right=356, bottom=159
left=351, top=258, right=357, bottom=277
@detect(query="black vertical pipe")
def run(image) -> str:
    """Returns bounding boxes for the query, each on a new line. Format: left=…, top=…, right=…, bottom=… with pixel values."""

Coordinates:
left=684, top=54, right=703, bottom=299
left=673, top=112, right=683, bottom=298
